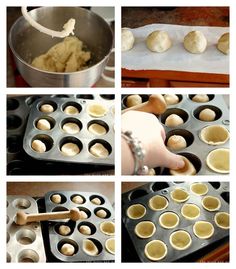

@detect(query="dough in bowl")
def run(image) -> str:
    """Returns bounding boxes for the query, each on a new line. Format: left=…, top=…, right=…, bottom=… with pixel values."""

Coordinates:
left=32, top=37, right=91, bottom=72
left=184, top=31, right=207, bottom=54
left=122, top=28, right=135, bottom=51
left=146, top=30, right=172, bottom=52
left=217, top=32, right=229, bottom=55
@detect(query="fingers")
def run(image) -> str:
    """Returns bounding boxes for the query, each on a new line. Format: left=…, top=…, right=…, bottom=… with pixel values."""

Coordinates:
left=160, top=150, right=185, bottom=170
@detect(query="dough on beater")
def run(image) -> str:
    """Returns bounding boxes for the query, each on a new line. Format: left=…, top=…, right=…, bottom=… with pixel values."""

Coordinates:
left=167, top=135, right=187, bottom=150
left=36, top=119, right=51, bottom=130
left=192, top=94, right=209, bottom=103
left=122, top=28, right=135, bottom=51
left=88, top=123, right=107, bottom=135
left=32, top=37, right=91, bottom=72
left=146, top=30, right=172, bottom=52
left=184, top=31, right=207, bottom=54
left=51, top=194, right=61, bottom=204
left=72, top=195, right=84, bottom=204
left=60, top=243, right=75, bottom=256
left=62, top=122, right=80, bottom=134
left=164, top=94, right=179, bottom=105
left=59, top=225, right=71, bottom=236
left=31, top=139, right=46, bottom=153
left=217, top=32, right=229, bottom=55
left=126, top=95, right=142, bottom=107
left=165, top=114, right=184, bottom=127
left=40, top=104, right=54, bottom=113
left=64, top=105, right=79, bottom=115
left=79, top=225, right=92, bottom=235
left=199, top=108, right=216, bottom=121
left=90, top=143, right=109, bottom=158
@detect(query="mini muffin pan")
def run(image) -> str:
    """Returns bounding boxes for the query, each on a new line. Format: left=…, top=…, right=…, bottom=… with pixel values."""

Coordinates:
left=23, top=95, right=114, bottom=166
left=7, top=195, right=46, bottom=263
left=7, top=95, right=115, bottom=175
left=45, top=191, right=115, bottom=262
left=122, top=182, right=229, bottom=262
left=121, top=94, right=229, bottom=175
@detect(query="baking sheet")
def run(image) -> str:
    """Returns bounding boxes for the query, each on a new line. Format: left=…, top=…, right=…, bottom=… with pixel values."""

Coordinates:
left=122, top=24, right=229, bottom=74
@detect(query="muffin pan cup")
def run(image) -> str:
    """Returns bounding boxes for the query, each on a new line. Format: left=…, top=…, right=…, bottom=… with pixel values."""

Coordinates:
left=23, top=96, right=114, bottom=166
left=121, top=94, right=229, bottom=175
left=122, top=182, right=229, bottom=262
left=7, top=195, right=46, bottom=263
left=45, top=191, right=115, bottom=262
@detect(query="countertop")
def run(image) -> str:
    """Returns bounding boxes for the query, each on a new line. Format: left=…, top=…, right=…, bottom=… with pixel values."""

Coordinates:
left=122, top=7, right=229, bottom=28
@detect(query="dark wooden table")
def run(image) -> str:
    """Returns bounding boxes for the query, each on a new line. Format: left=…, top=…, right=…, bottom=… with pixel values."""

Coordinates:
left=122, top=7, right=229, bottom=88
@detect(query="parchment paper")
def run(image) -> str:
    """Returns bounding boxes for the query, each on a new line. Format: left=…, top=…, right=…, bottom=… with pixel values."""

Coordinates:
left=122, top=24, right=229, bottom=74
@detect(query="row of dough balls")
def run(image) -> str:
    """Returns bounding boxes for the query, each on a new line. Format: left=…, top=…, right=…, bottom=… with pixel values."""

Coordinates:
left=122, top=29, right=229, bottom=54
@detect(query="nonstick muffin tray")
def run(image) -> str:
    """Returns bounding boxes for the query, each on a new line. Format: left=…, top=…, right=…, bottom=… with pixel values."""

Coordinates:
left=45, top=190, right=115, bottom=262
left=122, top=94, right=229, bottom=175
left=122, top=182, right=229, bottom=262
left=23, top=95, right=114, bottom=166
left=7, top=94, right=115, bottom=175
left=7, top=195, right=46, bottom=263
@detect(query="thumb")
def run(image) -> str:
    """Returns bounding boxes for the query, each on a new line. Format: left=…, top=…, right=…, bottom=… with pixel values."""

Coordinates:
left=161, top=150, right=185, bottom=170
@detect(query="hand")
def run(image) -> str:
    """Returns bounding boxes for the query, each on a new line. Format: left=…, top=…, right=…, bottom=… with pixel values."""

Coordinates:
left=122, top=111, right=185, bottom=175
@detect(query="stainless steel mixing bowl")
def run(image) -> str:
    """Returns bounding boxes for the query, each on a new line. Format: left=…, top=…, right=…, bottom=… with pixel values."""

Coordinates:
left=9, top=7, right=113, bottom=87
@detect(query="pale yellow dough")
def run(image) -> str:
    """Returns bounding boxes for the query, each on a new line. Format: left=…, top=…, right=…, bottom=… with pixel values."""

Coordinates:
left=32, top=37, right=91, bottom=72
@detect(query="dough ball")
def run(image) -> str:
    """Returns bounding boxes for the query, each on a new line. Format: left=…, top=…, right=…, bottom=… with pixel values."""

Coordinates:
left=51, top=194, right=61, bottom=204
left=36, top=119, right=51, bottom=130
left=192, top=94, right=209, bottom=103
left=79, top=225, right=92, bottom=235
left=40, top=104, right=54, bottom=113
left=60, top=243, right=75, bottom=256
left=122, top=28, right=135, bottom=51
left=146, top=30, right=172, bottom=53
left=87, top=103, right=107, bottom=117
left=184, top=31, right=207, bottom=54
left=126, top=95, right=142, bottom=107
left=165, top=114, right=184, bottom=127
left=64, top=105, right=79, bottom=115
left=31, top=139, right=46, bottom=153
left=90, top=143, right=109, bottom=158
left=217, top=32, right=229, bottom=55
left=80, top=211, right=88, bottom=219
left=62, top=122, right=80, bottom=134
left=96, top=209, right=107, bottom=218
left=59, top=225, right=71, bottom=236
left=91, top=197, right=102, bottom=205
left=199, top=108, right=216, bottom=121
left=167, top=135, right=187, bottom=150
left=32, top=36, right=91, bottom=73
left=164, top=94, right=179, bottom=105
left=72, top=195, right=84, bottom=204
left=148, top=168, right=156, bottom=175
left=61, top=142, right=80, bottom=156
left=88, top=123, right=107, bottom=136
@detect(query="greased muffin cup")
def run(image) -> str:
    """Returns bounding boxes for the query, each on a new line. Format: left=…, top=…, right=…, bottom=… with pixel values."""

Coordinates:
left=121, top=94, right=229, bottom=175
left=45, top=190, right=115, bottom=262
left=23, top=95, right=114, bottom=166
left=122, top=181, right=229, bottom=262
left=7, top=195, right=46, bottom=263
